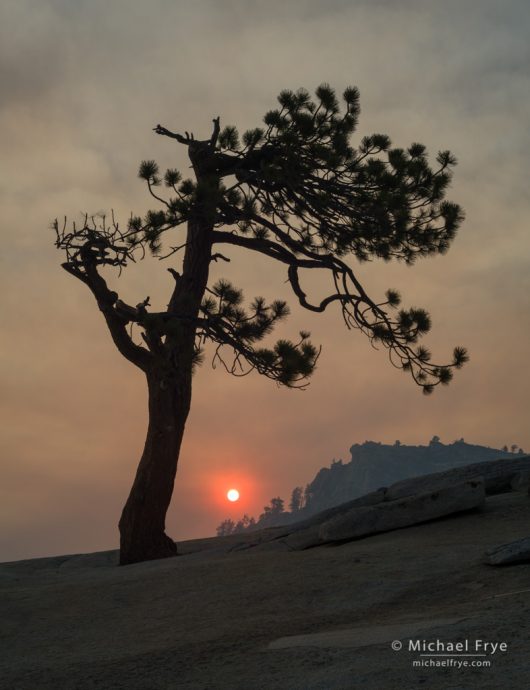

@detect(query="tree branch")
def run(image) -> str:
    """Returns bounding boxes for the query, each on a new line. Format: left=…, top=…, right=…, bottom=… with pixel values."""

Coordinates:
left=212, top=230, right=364, bottom=313
left=153, top=125, right=193, bottom=145
left=210, top=116, right=221, bottom=147
left=61, top=260, right=152, bottom=371
left=286, top=264, right=358, bottom=313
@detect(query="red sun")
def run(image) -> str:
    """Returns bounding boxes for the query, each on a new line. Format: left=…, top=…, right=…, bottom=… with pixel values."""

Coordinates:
left=226, top=488, right=240, bottom=502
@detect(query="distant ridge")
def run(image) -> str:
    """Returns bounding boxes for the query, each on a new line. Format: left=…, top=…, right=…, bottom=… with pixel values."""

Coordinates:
left=304, top=437, right=518, bottom=515
left=219, top=438, right=523, bottom=535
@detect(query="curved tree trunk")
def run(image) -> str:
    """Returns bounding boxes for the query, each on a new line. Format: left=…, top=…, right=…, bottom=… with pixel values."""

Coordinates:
left=118, top=209, right=214, bottom=565
left=118, top=363, right=192, bottom=565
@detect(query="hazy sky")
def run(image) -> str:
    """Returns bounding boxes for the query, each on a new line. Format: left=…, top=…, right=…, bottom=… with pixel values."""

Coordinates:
left=1, top=0, right=529, bottom=561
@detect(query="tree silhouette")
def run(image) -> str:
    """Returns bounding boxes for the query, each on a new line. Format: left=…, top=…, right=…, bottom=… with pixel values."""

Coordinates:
left=270, top=497, right=285, bottom=514
left=303, top=483, right=314, bottom=512
left=289, top=486, right=304, bottom=513
left=216, top=519, right=236, bottom=537
left=54, top=84, right=468, bottom=564
left=233, top=514, right=255, bottom=533
left=258, top=497, right=286, bottom=527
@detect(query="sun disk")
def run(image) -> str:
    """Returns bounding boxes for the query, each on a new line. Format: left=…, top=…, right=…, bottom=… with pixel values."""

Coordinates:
left=227, top=489, right=240, bottom=502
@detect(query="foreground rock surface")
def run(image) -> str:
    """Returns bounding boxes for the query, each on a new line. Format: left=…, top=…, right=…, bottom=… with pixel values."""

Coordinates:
left=319, top=479, right=485, bottom=543
left=1, top=492, right=529, bottom=690
left=485, top=537, right=530, bottom=565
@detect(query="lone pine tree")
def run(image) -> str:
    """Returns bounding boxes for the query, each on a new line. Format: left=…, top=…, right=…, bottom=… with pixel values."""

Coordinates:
left=55, top=84, right=468, bottom=565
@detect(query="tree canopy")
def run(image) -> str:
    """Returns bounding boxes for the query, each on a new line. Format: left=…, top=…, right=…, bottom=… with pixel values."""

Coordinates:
left=55, top=83, right=467, bottom=394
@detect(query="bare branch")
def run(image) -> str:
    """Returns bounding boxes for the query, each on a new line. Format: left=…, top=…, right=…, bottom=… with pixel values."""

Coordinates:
left=210, top=116, right=221, bottom=147
left=153, top=124, right=192, bottom=145
left=211, top=252, right=231, bottom=263
left=62, top=259, right=151, bottom=370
